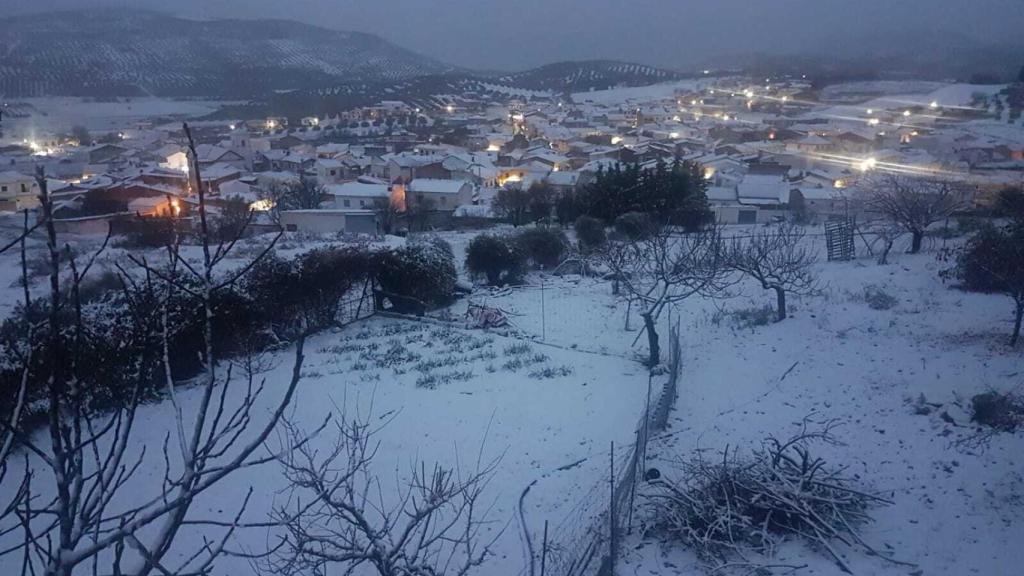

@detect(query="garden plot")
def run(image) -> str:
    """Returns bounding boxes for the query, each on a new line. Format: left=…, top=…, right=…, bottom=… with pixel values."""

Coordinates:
left=294, top=317, right=649, bottom=571
left=0, top=316, right=648, bottom=575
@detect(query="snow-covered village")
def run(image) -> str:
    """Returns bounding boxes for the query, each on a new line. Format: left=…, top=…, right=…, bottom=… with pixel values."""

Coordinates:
left=0, top=4, right=1022, bottom=576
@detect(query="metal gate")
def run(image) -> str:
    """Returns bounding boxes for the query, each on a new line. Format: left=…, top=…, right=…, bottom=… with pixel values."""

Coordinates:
left=825, top=217, right=856, bottom=261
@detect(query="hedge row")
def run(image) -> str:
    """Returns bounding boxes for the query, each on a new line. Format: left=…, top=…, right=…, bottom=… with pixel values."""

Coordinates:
left=465, top=227, right=569, bottom=286
left=0, top=238, right=457, bottom=424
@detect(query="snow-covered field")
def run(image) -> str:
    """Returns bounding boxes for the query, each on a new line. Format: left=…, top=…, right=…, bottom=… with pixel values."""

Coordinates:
left=0, top=223, right=1022, bottom=575
left=417, top=227, right=1024, bottom=575
left=614, top=233, right=1024, bottom=575
left=1, top=97, right=237, bottom=137
left=571, top=79, right=709, bottom=106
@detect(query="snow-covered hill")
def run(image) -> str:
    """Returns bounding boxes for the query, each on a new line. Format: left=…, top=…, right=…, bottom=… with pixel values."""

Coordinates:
left=495, top=60, right=682, bottom=92
left=0, top=9, right=456, bottom=98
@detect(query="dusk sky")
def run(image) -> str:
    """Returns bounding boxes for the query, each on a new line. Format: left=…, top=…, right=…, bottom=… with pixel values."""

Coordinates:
left=7, top=0, right=1024, bottom=71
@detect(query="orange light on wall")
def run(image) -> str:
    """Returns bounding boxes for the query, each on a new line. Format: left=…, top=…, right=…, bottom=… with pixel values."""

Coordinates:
left=390, top=184, right=407, bottom=211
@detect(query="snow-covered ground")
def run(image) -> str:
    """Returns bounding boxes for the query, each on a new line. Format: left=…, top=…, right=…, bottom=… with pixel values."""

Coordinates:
left=0, top=228, right=652, bottom=575
left=418, top=226, right=1024, bottom=575
left=571, top=79, right=710, bottom=106
left=612, top=232, right=1024, bottom=575
left=0, top=223, right=1022, bottom=575
left=2, top=97, right=237, bottom=138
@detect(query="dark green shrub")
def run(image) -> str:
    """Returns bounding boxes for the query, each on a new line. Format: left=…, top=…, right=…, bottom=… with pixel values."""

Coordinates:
left=465, top=234, right=526, bottom=286
left=614, top=212, right=657, bottom=241
left=117, top=216, right=181, bottom=248
left=378, top=236, right=457, bottom=310
left=574, top=216, right=606, bottom=252
left=515, top=227, right=569, bottom=269
left=243, top=254, right=306, bottom=338
left=971, top=391, right=1023, bottom=431
left=298, top=247, right=376, bottom=329
left=956, top=225, right=1016, bottom=293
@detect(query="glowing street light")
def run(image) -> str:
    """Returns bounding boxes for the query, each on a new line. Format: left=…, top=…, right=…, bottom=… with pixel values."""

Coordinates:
left=868, top=118, right=880, bottom=126
left=929, top=101, right=939, bottom=109
left=669, top=132, right=680, bottom=139
left=903, top=110, right=912, bottom=117
left=858, top=157, right=878, bottom=172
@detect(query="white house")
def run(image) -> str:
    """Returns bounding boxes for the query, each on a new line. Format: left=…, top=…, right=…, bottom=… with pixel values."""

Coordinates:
left=0, top=171, right=40, bottom=211
left=737, top=165, right=792, bottom=206
left=327, top=182, right=390, bottom=209
left=406, top=179, right=474, bottom=211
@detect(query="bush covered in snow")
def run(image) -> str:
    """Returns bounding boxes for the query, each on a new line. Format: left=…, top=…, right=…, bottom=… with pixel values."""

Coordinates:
left=466, top=233, right=526, bottom=286
left=0, top=245, right=381, bottom=424
left=514, top=227, right=569, bottom=269
left=377, top=236, right=457, bottom=311
left=243, top=247, right=376, bottom=338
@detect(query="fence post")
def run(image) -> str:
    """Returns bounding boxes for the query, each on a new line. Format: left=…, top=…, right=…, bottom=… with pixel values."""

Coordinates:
left=609, top=441, right=616, bottom=575
left=540, top=269, right=546, bottom=341
left=627, top=428, right=639, bottom=535
left=541, top=520, right=549, bottom=576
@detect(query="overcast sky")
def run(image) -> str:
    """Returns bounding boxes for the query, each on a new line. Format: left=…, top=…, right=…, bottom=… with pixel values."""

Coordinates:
left=7, top=0, right=1024, bottom=71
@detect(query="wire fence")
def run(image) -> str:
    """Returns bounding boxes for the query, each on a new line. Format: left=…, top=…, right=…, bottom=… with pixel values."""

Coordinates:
left=540, top=323, right=682, bottom=576
left=337, top=277, right=377, bottom=327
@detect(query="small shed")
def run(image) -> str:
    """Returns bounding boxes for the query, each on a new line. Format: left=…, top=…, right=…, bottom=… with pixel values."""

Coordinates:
left=280, top=209, right=378, bottom=235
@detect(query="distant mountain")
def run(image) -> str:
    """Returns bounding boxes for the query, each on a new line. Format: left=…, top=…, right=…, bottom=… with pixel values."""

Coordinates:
left=0, top=9, right=457, bottom=98
left=0, top=9, right=688, bottom=106
left=701, top=29, right=1023, bottom=85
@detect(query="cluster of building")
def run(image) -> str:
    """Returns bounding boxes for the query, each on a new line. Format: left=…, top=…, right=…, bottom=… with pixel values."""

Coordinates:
left=1, top=75, right=1021, bottom=234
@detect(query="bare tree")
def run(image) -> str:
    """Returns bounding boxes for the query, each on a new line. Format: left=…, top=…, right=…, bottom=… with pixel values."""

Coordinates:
left=492, top=186, right=531, bottom=227
left=373, top=197, right=401, bottom=235
left=0, top=212, right=41, bottom=541
left=860, top=174, right=967, bottom=254
left=860, top=221, right=905, bottom=265
left=728, top=224, right=821, bottom=322
left=406, top=195, right=436, bottom=232
left=604, top=225, right=731, bottom=366
left=266, top=415, right=501, bottom=576
left=272, top=174, right=327, bottom=213
left=0, top=126, right=316, bottom=576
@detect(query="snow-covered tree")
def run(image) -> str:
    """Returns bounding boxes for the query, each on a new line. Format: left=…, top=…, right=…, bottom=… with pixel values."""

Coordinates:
left=728, top=224, right=821, bottom=322
left=0, top=127, right=310, bottom=576
left=604, top=224, right=731, bottom=365
left=861, top=174, right=967, bottom=254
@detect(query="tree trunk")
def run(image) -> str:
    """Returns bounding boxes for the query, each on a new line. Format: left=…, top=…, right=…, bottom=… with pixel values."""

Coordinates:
left=878, top=239, right=894, bottom=265
left=910, top=230, right=924, bottom=254
left=1012, top=299, right=1023, bottom=347
left=774, top=287, right=787, bottom=322
left=642, top=312, right=660, bottom=367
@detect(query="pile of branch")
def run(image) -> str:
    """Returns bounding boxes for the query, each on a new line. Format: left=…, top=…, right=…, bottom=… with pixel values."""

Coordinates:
left=646, top=422, right=909, bottom=574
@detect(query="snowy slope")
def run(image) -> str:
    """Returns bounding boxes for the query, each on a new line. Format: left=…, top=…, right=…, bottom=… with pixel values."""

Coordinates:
left=0, top=9, right=456, bottom=98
